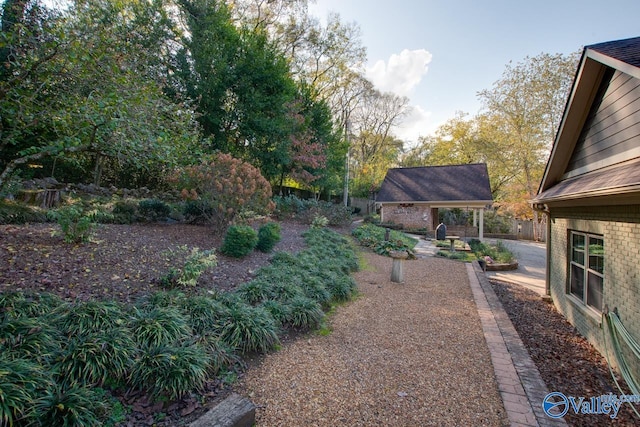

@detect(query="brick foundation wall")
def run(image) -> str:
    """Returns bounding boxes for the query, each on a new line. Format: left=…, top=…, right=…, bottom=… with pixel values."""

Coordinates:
left=549, top=205, right=640, bottom=376
left=381, top=204, right=433, bottom=230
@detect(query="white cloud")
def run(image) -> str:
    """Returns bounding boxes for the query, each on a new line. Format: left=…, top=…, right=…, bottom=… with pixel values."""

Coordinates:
left=394, top=104, right=435, bottom=147
left=365, top=49, right=433, bottom=96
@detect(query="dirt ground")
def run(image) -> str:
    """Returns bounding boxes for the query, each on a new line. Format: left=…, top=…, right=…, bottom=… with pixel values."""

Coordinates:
left=0, top=220, right=309, bottom=303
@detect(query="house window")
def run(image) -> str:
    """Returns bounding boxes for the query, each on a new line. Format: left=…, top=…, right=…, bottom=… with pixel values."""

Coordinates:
left=569, top=231, right=604, bottom=311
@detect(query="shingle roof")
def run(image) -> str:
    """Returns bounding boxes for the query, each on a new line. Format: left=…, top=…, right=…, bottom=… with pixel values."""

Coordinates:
left=535, top=158, right=640, bottom=203
left=376, top=164, right=493, bottom=203
left=587, top=36, right=640, bottom=68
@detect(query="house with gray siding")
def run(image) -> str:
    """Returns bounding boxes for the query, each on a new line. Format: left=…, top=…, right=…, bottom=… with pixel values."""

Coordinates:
left=533, top=36, right=640, bottom=377
left=376, top=164, right=493, bottom=239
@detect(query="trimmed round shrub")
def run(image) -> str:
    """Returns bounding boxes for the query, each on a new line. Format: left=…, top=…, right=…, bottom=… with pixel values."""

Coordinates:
left=256, top=222, right=281, bottom=252
left=220, top=225, right=258, bottom=258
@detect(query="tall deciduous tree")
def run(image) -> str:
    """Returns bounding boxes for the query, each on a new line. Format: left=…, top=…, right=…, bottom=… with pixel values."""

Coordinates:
left=349, top=88, right=409, bottom=196
left=174, top=0, right=300, bottom=181
left=0, top=0, right=200, bottom=190
left=477, top=52, right=579, bottom=204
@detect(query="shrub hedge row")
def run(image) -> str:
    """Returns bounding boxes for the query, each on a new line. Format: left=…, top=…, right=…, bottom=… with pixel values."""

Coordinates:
left=0, top=227, right=357, bottom=426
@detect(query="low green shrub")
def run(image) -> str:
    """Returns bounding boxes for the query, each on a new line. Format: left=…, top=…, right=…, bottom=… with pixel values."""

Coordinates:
left=138, top=198, right=171, bottom=222
left=215, top=301, right=280, bottom=354
left=0, top=355, right=51, bottom=426
left=129, top=306, right=192, bottom=348
left=0, top=291, right=63, bottom=318
left=435, top=250, right=476, bottom=261
left=54, top=328, right=136, bottom=387
left=47, top=204, right=96, bottom=243
left=182, top=199, right=215, bottom=224
left=112, top=199, right=138, bottom=224
left=192, top=334, right=239, bottom=375
left=54, top=300, right=126, bottom=337
left=34, top=383, right=106, bottom=427
left=161, top=246, right=217, bottom=287
left=327, top=276, right=358, bottom=302
left=130, top=343, right=210, bottom=400
left=220, top=225, right=258, bottom=258
left=272, top=194, right=310, bottom=217
left=469, top=239, right=515, bottom=263
left=259, top=300, right=291, bottom=326
left=236, top=279, right=273, bottom=305
left=270, top=251, right=300, bottom=268
left=273, top=195, right=352, bottom=226
left=178, top=296, right=228, bottom=335
left=285, top=296, right=325, bottom=330
left=300, top=277, right=332, bottom=307
left=352, top=223, right=417, bottom=258
left=138, top=290, right=186, bottom=310
left=0, top=316, right=61, bottom=361
left=256, top=222, right=281, bottom=252
left=311, top=215, right=329, bottom=228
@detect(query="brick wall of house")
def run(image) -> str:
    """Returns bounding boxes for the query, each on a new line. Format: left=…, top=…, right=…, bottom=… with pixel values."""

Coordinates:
left=549, top=205, right=640, bottom=376
left=381, top=204, right=433, bottom=229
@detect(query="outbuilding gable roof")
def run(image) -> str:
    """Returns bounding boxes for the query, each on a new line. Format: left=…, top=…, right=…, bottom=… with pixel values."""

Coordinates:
left=376, top=163, right=492, bottom=204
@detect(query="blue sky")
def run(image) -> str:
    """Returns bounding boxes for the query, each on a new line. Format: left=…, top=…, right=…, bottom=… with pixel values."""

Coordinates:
left=309, top=0, right=640, bottom=145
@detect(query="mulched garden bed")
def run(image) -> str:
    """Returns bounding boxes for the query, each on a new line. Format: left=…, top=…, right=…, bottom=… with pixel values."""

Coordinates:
left=491, top=279, right=639, bottom=426
left=2, top=220, right=639, bottom=426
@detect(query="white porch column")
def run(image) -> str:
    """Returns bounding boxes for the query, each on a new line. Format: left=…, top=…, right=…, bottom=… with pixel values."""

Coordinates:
left=479, top=209, right=484, bottom=241
left=473, top=209, right=478, bottom=227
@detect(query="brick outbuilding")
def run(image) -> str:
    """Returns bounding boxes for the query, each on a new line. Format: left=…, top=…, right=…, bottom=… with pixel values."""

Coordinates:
left=375, top=163, right=493, bottom=240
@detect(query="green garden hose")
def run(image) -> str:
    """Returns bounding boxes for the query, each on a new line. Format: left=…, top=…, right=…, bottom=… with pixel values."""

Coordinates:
left=602, top=309, right=640, bottom=418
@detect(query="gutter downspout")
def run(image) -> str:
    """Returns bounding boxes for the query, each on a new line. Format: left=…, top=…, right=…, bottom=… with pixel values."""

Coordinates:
left=532, top=203, right=552, bottom=297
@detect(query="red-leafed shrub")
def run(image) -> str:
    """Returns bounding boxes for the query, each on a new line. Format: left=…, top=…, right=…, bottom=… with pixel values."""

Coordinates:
left=175, top=153, right=275, bottom=230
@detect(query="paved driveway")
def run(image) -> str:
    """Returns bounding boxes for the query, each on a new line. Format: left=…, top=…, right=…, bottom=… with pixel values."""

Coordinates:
left=484, top=239, right=547, bottom=295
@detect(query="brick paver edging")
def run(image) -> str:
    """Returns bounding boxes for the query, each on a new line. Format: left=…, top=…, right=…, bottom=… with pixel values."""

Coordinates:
left=466, top=262, right=567, bottom=427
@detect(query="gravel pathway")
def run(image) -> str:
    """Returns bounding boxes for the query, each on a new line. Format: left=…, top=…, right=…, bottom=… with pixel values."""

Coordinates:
left=237, top=253, right=509, bottom=426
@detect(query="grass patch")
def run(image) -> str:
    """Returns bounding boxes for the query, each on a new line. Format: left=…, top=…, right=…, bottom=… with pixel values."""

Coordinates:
left=436, top=250, right=477, bottom=262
